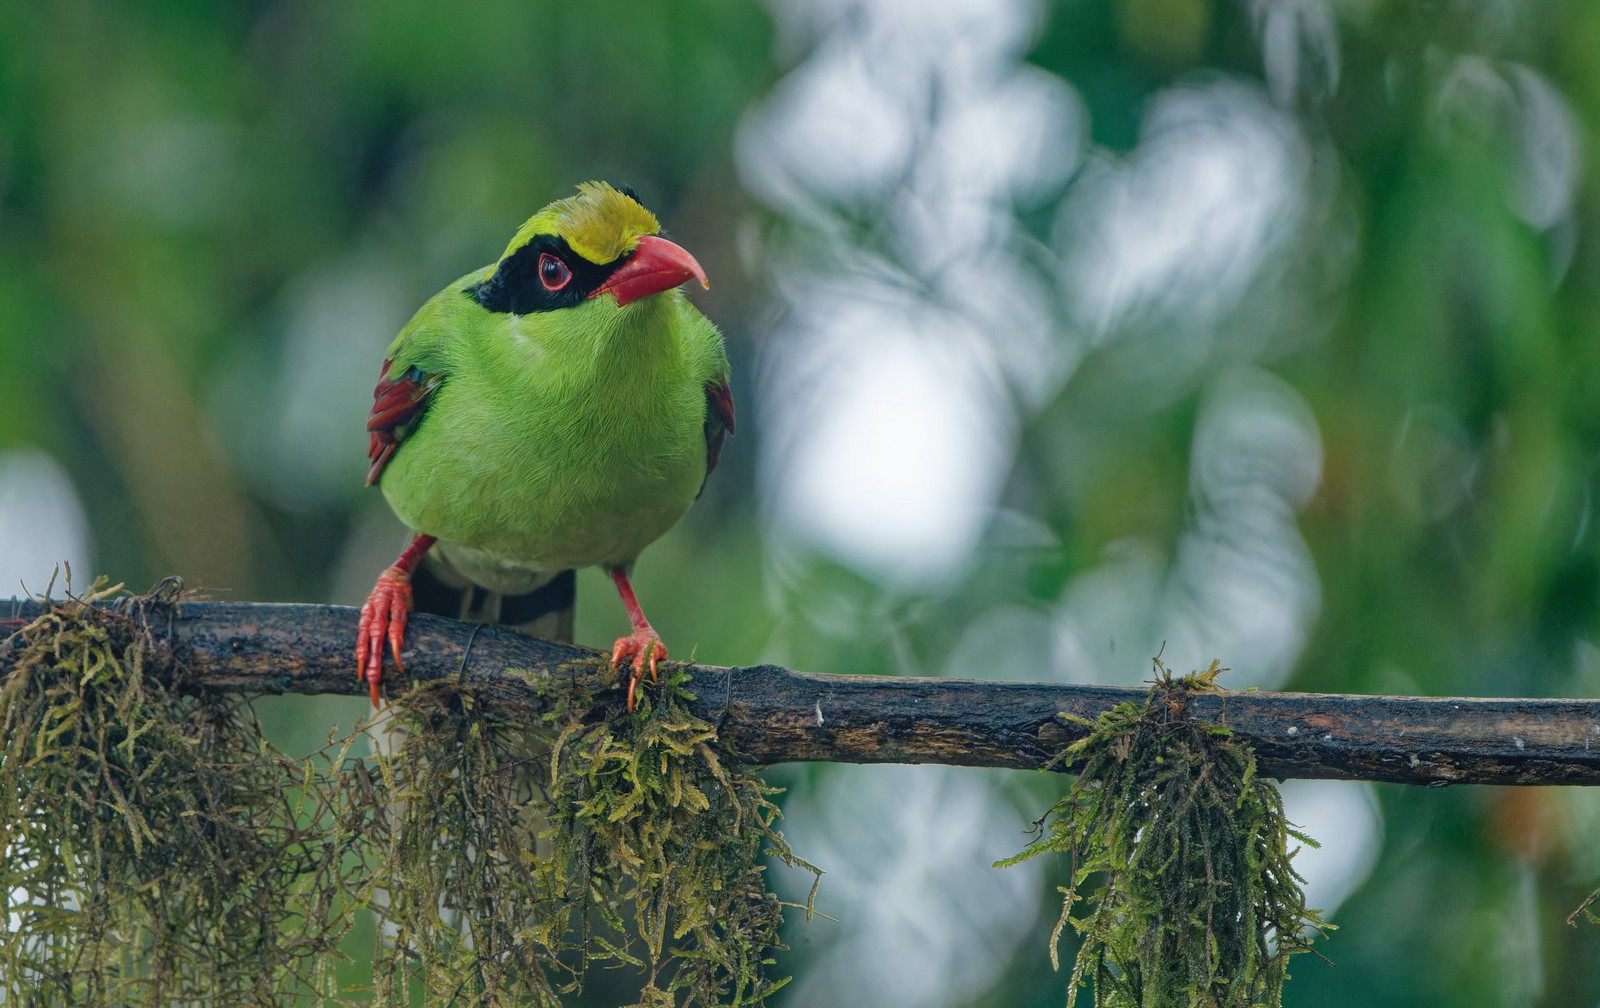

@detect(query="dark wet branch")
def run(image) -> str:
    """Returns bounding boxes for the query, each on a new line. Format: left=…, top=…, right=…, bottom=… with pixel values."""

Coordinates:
left=5, top=597, right=1599, bottom=786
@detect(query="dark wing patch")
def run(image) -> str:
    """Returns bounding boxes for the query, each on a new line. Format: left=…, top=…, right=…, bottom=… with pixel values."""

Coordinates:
left=365, top=358, right=442, bottom=486
left=701, top=377, right=736, bottom=493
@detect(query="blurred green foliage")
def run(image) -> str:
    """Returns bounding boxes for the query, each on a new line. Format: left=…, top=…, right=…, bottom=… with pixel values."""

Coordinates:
left=5, top=0, right=1600, bottom=1005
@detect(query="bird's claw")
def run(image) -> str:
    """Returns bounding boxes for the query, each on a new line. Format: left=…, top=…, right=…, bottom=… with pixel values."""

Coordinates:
left=356, top=566, right=413, bottom=708
left=612, top=630, right=667, bottom=713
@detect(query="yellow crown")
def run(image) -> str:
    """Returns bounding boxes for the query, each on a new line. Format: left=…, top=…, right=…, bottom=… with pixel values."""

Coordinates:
left=501, top=181, right=661, bottom=267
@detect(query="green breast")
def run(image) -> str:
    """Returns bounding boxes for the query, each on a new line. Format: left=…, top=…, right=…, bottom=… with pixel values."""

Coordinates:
left=379, top=292, right=722, bottom=573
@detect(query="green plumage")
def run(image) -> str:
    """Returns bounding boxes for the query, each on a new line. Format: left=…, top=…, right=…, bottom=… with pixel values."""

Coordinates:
left=373, top=184, right=729, bottom=594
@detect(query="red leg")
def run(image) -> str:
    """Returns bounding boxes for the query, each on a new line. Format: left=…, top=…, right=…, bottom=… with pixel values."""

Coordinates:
left=356, top=533, right=436, bottom=707
left=607, top=566, right=667, bottom=713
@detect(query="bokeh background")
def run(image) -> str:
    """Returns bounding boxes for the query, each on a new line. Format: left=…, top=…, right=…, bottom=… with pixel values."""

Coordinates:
left=4, top=0, right=1600, bottom=1004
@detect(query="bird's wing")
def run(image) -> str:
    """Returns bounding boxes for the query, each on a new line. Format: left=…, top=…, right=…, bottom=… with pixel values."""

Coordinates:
left=703, top=376, right=736, bottom=483
left=365, top=357, right=443, bottom=486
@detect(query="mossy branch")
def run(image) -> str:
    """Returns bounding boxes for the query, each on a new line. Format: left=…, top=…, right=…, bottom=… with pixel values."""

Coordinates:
left=2, top=583, right=819, bottom=1007
left=5, top=597, right=1600, bottom=786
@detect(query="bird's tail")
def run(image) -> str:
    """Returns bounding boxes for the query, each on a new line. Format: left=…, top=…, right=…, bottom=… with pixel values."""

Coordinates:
left=410, top=552, right=576, bottom=644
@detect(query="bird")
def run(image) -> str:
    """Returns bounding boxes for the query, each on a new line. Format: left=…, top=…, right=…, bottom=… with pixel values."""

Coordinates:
left=356, top=181, right=734, bottom=712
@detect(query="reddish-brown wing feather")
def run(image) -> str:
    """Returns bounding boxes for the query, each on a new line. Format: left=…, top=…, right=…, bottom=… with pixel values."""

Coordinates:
left=365, top=358, right=441, bottom=486
left=702, top=377, right=736, bottom=484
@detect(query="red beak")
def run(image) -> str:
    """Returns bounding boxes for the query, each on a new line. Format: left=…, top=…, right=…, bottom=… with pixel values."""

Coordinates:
left=590, top=234, right=709, bottom=307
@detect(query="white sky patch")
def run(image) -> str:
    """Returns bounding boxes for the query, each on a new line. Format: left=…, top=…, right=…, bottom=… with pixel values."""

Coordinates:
left=736, top=39, right=918, bottom=214
left=1506, top=63, right=1580, bottom=231
left=0, top=448, right=91, bottom=596
left=1058, top=80, right=1307, bottom=338
left=1158, top=369, right=1323, bottom=686
left=1251, top=0, right=1342, bottom=105
left=215, top=250, right=412, bottom=511
left=1053, top=537, right=1172, bottom=684
left=894, top=78, right=1081, bottom=273
left=1429, top=56, right=1581, bottom=276
left=1278, top=780, right=1383, bottom=923
left=1053, top=369, right=1322, bottom=688
left=775, top=765, right=1043, bottom=1008
left=741, top=0, right=1079, bottom=589
left=760, top=286, right=1013, bottom=586
left=942, top=602, right=1057, bottom=682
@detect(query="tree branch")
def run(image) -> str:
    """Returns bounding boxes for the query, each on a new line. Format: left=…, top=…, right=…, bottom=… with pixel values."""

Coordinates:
left=5, top=597, right=1599, bottom=786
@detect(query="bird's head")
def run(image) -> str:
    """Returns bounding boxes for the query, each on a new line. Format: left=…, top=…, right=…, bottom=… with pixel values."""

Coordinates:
left=468, top=181, right=708, bottom=316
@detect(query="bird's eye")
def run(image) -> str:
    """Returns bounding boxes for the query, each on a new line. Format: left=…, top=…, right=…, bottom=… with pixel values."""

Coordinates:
left=538, top=253, right=572, bottom=291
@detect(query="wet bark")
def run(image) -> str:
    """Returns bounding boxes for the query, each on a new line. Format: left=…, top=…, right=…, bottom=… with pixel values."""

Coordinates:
left=6, top=597, right=1599, bottom=786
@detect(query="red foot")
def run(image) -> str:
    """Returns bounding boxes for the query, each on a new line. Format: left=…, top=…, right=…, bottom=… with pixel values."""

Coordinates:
left=356, top=566, right=414, bottom=707
left=612, top=630, right=667, bottom=713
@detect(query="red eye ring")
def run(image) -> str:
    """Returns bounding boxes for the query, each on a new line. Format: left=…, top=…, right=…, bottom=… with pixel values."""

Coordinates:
left=538, top=253, right=572, bottom=291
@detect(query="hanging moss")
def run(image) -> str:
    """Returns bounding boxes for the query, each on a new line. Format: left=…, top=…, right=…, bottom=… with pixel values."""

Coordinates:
left=0, top=578, right=368, bottom=1006
left=0, top=581, right=818, bottom=1008
left=371, top=666, right=819, bottom=1007
left=997, top=657, right=1330, bottom=1008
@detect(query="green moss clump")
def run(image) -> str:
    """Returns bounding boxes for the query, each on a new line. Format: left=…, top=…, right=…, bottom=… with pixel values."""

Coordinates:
left=997, top=658, right=1330, bottom=1008
left=0, top=581, right=817, bottom=1008
left=548, top=675, right=819, bottom=1006
left=372, top=668, right=818, bottom=1007
left=0, top=580, right=366, bottom=1006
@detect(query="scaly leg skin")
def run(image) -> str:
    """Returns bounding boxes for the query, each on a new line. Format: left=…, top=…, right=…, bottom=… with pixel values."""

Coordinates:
left=356, top=533, right=436, bottom=707
left=607, top=566, right=667, bottom=713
